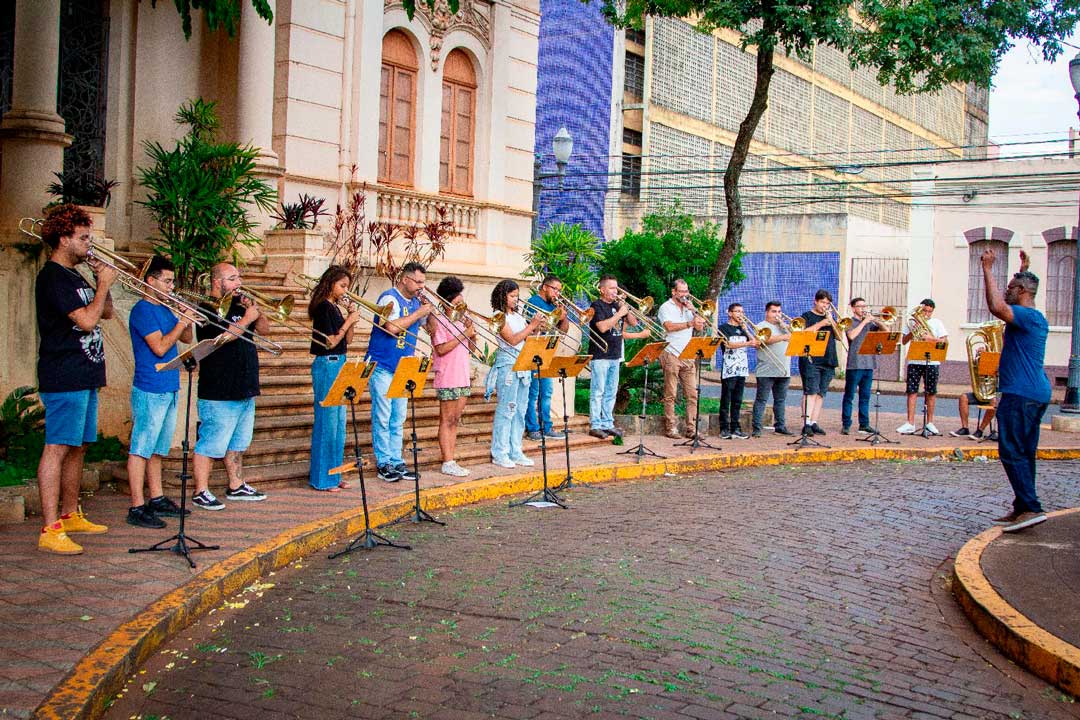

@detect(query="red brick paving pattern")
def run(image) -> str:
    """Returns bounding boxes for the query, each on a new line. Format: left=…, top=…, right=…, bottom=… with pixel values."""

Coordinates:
left=104, top=460, right=1080, bottom=720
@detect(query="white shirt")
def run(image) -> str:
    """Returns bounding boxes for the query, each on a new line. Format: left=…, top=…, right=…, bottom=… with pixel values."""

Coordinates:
left=905, top=316, right=948, bottom=367
left=657, top=298, right=695, bottom=357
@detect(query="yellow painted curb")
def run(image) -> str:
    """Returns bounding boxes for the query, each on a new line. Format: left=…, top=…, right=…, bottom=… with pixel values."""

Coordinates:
left=36, top=446, right=1080, bottom=719
left=951, top=507, right=1080, bottom=697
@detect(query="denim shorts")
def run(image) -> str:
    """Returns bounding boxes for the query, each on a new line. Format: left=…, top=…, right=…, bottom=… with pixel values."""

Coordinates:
left=195, top=397, right=256, bottom=458
left=129, top=387, right=178, bottom=458
left=40, top=389, right=98, bottom=447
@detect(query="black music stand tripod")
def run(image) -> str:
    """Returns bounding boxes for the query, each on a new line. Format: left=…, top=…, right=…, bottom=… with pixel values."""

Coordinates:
left=618, top=342, right=668, bottom=462
left=386, top=355, right=443, bottom=526
left=542, top=355, right=593, bottom=491
left=907, top=340, right=948, bottom=439
left=510, top=336, right=563, bottom=508
left=857, top=331, right=899, bottom=446
left=675, top=336, right=726, bottom=453
left=130, top=339, right=222, bottom=568
left=328, top=360, right=411, bottom=557
left=787, top=329, right=831, bottom=450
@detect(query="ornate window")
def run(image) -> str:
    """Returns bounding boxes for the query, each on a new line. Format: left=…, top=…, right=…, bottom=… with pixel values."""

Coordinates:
left=965, top=227, right=1011, bottom=323
left=1044, top=227, right=1077, bottom=326
left=379, top=30, right=418, bottom=186
left=439, top=49, right=476, bottom=196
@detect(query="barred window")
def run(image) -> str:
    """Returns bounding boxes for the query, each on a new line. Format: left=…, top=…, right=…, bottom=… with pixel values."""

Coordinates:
left=1046, top=236, right=1076, bottom=326
left=624, top=51, right=645, bottom=99
left=623, top=128, right=642, bottom=148
left=967, top=237, right=1008, bottom=323
left=621, top=154, right=641, bottom=197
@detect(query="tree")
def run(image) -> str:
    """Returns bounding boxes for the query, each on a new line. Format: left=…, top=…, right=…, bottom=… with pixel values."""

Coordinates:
left=137, top=98, right=278, bottom=289
left=596, top=0, right=1080, bottom=300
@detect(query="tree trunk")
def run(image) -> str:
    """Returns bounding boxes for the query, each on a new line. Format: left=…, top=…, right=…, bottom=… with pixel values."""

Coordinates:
left=706, top=45, right=775, bottom=301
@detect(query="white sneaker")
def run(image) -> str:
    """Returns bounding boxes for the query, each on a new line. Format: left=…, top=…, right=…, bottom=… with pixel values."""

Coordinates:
left=924, top=422, right=941, bottom=436
left=440, top=461, right=471, bottom=477
left=896, top=422, right=917, bottom=435
left=491, top=456, right=516, bottom=469
left=511, top=456, right=535, bottom=467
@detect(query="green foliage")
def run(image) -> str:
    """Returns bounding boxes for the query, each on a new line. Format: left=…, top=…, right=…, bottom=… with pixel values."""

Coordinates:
left=599, top=203, right=744, bottom=302
left=137, top=98, right=277, bottom=288
left=148, top=0, right=274, bottom=40
left=86, top=434, right=127, bottom=463
left=0, top=387, right=44, bottom=464
left=523, top=223, right=603, bottom=302
left=47, top=171, right=118, bottom=208
left=272, top=194, right=328, bottom=230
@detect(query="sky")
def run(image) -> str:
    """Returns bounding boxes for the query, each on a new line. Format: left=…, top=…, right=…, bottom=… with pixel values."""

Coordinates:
left=987, top=40, right=1079, bottom=156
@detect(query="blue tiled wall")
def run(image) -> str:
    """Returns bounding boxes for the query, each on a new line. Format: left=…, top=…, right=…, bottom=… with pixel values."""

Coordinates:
left=534, top=0, right=613, bottom=241
left=714, top=251, right=841, bottom=373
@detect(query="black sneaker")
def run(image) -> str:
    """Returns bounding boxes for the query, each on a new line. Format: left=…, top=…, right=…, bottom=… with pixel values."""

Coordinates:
left=719, top=431, right=733, bottom=440
left=225, top=483, right=267, bottom=502
left=811, top=423, right=826, bottom=436
left=377, top=464, right=401, bottom=482
left=604, top=428, right=623, bottom=439
left=394, top=463, right=418, bottom=481
left=192, top=490, right=225, bottom=511
left=731, top=430, right=749, bottom=439
left=970, top=429, right=985, bottom=441
left=986, top=430, right=999, bottom=442
left=126, top=505, right=166, bottom=529
left=525, top=431, right=543, bottom=441
left=840, top=427, right=851, bottom=435
left=949, top=427, right=971, bottom=437
left=775, top=427, right=794, bottom=436
left=544, top=430, right=566, bottom=440
left=147, top=495, right=190, bottom=517
left=801, top=424, right=814, bottom=437
left=858, top=426, right=876, bottom=435
left=751, top=429, right=762, bottom=438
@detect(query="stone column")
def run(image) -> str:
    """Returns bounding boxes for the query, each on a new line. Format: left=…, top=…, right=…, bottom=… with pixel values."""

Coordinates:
left=0, top=0, right=71, bottom=229
left=236, top=0, right=282, bottom=176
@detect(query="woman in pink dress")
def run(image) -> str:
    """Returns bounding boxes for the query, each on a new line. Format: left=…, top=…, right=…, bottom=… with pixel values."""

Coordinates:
left=426, top=276, right=477, bottom=477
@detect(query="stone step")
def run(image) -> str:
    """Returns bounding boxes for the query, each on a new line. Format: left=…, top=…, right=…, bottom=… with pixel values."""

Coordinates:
left=249, top=402, right=501, bottom=440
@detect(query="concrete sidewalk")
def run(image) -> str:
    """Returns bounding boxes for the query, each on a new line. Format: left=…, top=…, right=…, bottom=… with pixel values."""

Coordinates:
left=2, top=403, right=1078, bottom=719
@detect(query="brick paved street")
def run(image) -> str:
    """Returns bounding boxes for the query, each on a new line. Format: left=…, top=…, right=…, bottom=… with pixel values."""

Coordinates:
left=105, top=460, right=1080, bottom=720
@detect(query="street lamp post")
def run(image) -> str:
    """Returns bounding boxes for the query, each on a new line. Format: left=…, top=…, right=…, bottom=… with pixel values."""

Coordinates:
left=531, top=126, right=574, bottom=242
left=1064, top=53, right=1080, bottom=412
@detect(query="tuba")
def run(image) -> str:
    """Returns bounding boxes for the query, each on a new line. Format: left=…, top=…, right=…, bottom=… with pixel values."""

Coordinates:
left=966, top=321, right=1004, bottom=404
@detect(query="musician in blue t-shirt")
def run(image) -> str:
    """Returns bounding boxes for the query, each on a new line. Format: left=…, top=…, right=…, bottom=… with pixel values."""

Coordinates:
left=980, top=249, right=1053, bottom=534
left=365, top=262, right=435, bottom=483
left=126, top=256, right=194, bottom=529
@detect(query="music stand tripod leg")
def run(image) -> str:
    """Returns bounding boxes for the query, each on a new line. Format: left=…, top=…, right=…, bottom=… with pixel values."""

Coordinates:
left=330, top=387, right=410, bottom=557
left=675, top=352, right=720, bottom=452
left=511, top=357, right=566, bottom=508
left=788, top=348, right=829, bottom=450
left=129, top=358, right=219, bottom=568
left=617, top=360, right=665, bottom=462
left=390, top=380, right=444, bottom=526
left=858, top=365, right=896, bottom=445
left=553, top=370, right=589, bottom=491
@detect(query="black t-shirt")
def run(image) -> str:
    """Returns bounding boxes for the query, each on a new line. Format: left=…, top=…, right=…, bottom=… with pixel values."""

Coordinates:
left=588, top=299, right=624, bottom=360
left=310, top=301, right=346, bottom=356
left=35, top=261, right=107, bottom=392
left=798, top=310, right=838, bottom=367
left=196, top=298, right=261, bottom=400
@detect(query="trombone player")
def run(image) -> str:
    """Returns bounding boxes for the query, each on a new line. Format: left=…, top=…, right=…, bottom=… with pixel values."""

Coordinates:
left=840, top=298, right=885, bottom=436
left=657, top=279, right=704, bottom=439
left=191, top=262, right=270, bottom=510
left=587, top=275, right=651, bottom=440
left=523, top=274, right=570, bottom=442
left=34, top=204, right=114, bottom=554
left=896, top=298, right=948, bottom=436
left=797, top=290, right=840, bottom=436
left=752, top=301, right=794, bottom=437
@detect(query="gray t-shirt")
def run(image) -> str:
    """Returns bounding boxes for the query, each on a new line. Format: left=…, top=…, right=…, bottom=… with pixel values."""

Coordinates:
left=754, top=321, right=790, bottom=378
left=846, top=320, right=883, bottom=370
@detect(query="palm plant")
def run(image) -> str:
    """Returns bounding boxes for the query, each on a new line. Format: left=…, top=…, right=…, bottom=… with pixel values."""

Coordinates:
left=523, top=222, right=602, bottom=302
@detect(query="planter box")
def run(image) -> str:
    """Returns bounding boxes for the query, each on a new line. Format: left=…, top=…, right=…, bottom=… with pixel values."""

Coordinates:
left=263, top=228, right=329, bottom=278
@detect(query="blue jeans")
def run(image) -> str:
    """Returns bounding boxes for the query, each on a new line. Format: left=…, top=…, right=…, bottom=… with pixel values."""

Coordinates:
left=491, top=365, right=530, bottom=461
left=752, top=376, right=789, bottom=432
left=310, top=355, right=347, bottom=489
left=589, top=359, right=620, bottom=430
left=997, top=392, right=1047, bottom=513
left=369, top=365, right=406, bottom=468
left=525, top=373, right=553, bottom=434
left=841, top=369, right=874, bottom=430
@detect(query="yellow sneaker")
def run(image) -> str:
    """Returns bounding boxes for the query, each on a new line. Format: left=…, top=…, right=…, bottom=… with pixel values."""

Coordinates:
left=60, top=506, right=108, bottom=534
left=39, top=523, right=83, bottom=555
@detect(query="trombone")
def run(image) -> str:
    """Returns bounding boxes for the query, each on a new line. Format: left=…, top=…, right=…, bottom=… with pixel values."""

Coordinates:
left=825, top=302, right=852, bottom=351
left=869, top=305, right=898, bottom=329
left=741, top=313, right=786, bottom=367
left=419, top=287, right=502, bottom=362
left=553, top=296, right=609, bottom=353
left=612, top=286, right=666, bottom=339
left=295, top=274, right=393, bottom=326
left=18, top=217, right=283, bottom=355
left=781, top=312, right=805, bottom=332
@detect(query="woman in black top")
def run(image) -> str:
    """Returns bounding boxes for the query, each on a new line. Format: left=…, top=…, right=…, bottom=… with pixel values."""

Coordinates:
left=308, top=266, right=360, bottom=491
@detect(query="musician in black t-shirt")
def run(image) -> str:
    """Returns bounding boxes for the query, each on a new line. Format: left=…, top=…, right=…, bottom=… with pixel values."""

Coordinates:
left=190, top=262, right=271, bottom=510
left=586, top=275, right=650, bottom=440
left=34, top=204, right=116, bottom=555
left=797, top=289, right=838, bottom=436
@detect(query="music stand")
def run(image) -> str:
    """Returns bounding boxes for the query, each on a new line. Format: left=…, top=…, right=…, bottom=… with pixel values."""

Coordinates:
left=908, top=339, right=948, bottom=439
left=675, top=336, right=726, bottom=452
left=541, top=355, right=592, bottom=491
left=618, top=342, right=669, bottom=462
left=975, top=352, right=1001, bottom=434
left=386, top=355, right=443, bottom=526
left=857, top=331, right=900, bottom=446
left=510, top=336, right=563, bottom=508
left=129, top=339, right=222, bottom=568
left=787, top=330, right=831, bottom=450
left=327, top=360, right=411, bottom=557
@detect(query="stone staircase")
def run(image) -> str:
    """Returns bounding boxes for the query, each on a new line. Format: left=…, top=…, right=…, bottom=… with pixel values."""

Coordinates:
left=117, top=260, right=604, bottom=490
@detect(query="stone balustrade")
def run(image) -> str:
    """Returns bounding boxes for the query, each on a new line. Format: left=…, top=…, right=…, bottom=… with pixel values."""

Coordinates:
left=372, top=185, right=480, bottom=237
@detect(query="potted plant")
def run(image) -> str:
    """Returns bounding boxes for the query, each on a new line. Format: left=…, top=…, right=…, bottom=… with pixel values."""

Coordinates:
left=264, top=194, right=331, bottom=276
left=47, top=171, right=119, bottom=240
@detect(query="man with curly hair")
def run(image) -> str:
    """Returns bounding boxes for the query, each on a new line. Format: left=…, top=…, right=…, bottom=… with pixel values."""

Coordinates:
left=34, top=204, right=116, bottom=554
